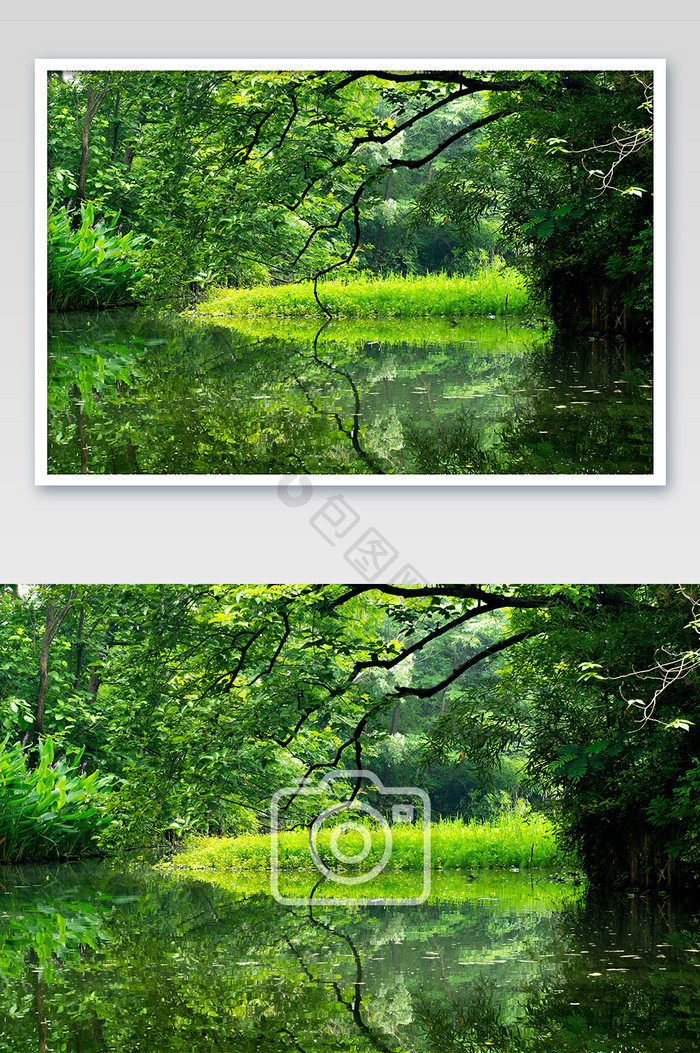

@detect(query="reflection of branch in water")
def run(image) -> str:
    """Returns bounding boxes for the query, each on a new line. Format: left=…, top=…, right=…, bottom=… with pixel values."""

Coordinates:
left=288, top=321, right=385, bottom=473
left=264, top=866, right=394, bottom=1051
left=283, top=921, right=394, bottom=1053
left=28, top=948, right=48, bottom=1053
left=285, top=882, right=394, bottom=1053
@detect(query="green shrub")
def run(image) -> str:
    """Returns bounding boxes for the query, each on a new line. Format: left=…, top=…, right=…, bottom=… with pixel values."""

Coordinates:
left=47, top=201, right=146, bottom=311
left=0, top=736, right=112, bottom=864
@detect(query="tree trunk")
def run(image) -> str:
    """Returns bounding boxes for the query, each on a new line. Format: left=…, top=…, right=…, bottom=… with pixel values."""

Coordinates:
left=390, top=699, right=401, bottom=735
left=110, top=88, right=121, bottom=161
left=34, top=596, right=74, bottom=738
left=73, top=604, right=86, bottom=689
left=76, top=81, right=113, bottom=212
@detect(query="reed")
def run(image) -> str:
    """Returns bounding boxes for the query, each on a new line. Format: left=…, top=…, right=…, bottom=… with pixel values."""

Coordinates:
left=0, top=736, right=112, bottom=864
left=195, top=267, right=533, bottom=320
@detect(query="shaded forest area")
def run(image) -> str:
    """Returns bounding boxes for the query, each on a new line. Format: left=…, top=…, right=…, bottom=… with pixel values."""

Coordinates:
left=1, top=584, right=698, bottom=891
left=47, top=67, right=655, bottom=335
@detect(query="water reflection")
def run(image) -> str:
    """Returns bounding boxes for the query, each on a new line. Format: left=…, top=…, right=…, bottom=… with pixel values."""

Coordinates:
left=1, top=865, right=699, bottom=1052
left=46, top=310, right=653, bottom=476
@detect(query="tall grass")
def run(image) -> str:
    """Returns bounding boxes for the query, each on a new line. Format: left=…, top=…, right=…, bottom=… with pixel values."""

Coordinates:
left=170, top=813, right=567, bottom=873
left=195, top=267, right=533, bottom=320
left=0, top=736, right=112, bottom=864
left=47, top=202, right=145, bottom=311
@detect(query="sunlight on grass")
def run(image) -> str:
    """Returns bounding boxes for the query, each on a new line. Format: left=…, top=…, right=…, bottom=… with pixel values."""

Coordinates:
left=167, top=814, right=569, bottom=873
left=193, top=268, right=534, bottom=320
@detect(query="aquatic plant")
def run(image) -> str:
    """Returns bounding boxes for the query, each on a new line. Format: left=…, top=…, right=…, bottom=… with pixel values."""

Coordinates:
left=0, top=736, right=112, bottom=864
left=47, top=201, right=146, bottom=311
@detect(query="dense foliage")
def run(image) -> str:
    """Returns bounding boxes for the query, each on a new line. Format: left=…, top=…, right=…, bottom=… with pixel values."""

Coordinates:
left=47, top=201, right=145, bottom=310
left=46, top=68, right=655, bottom=333
left=0, top=736, right=111, bottom=863
left=1, top=585, right=695, bottom=889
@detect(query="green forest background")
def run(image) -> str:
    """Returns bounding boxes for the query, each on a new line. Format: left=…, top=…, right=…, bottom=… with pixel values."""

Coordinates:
left=46, top=68, right=654, bottom=335
left=2, top=585, right=698, bottom=891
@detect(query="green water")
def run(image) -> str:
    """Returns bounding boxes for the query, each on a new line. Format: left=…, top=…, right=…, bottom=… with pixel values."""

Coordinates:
left=46, top=310, right=653, bottom=476
left=2, top=862, right=699, bottom=1052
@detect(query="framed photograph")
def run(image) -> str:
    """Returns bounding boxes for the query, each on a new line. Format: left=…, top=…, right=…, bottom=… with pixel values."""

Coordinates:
left=36, top=60, right=665, bottom=484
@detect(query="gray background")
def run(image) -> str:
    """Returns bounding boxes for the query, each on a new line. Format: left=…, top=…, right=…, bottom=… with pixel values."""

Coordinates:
left=3, top=5, right=697, bottom=583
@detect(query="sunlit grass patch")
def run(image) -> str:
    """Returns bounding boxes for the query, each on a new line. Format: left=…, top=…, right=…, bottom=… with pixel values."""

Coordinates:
left=166, top=813, right=569, bottom=873
left=194, top=268, right=534, bottom=320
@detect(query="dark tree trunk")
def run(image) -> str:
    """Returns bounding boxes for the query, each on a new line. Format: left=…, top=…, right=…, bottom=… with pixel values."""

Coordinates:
left=76, top=81, right=113, bottom=217
left=73, top=604, right=86, bottom=689
left=34, top=596, right=74, bottom=739
left=390, top=699, right=401, bottom=735
left=548, top=272, right=644, bottom=337
left=110, top=89, right=121, bottom=161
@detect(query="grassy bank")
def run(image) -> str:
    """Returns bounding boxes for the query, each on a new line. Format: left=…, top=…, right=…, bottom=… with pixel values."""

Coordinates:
left=168, top=814, right=568, bottom=873
left=194, top=268, right=533, bottom=320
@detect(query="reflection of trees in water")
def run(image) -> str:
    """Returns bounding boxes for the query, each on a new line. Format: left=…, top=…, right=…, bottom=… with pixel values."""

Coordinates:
left=283, top=898, right=397, bottom=1053
left=287, top=321, right=386, bottom=474
left=405, top=335, right=653, bottom=474
left=4, top=866, right=699, bottom=1053
left=415, top=895, right=700, bottom=1053
left=47, top=311, right=653, bottom=476
left=0, top=866, right=401, bottom=1053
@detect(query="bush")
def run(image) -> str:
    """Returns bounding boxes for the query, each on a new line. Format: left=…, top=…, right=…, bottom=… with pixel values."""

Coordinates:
left=47, top=201, right=146, bottom=311
left=0, top=736, right=112, bottom=864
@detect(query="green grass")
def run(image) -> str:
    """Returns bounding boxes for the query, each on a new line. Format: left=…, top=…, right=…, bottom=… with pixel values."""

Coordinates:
left=193, top=267, right=534, bottom=320
left=168, top=813, right=568, bottom=874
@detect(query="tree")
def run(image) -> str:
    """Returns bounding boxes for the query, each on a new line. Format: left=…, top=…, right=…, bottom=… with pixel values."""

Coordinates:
left=425, top=586, right=700, bottom=890
left=46, top=68, right=655, bottom=331
left=3, top=583, right=695, bottom=889
left=415, top=71, right=654, bottom=333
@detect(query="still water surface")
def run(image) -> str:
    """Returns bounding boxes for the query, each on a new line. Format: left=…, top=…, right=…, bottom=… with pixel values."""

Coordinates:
left=2, top=863, right=699, bottom=1051
left=47, top=310, right=653, bottom=476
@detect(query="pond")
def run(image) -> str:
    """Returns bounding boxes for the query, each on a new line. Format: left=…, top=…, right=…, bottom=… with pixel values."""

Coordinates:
left=46, top=310, right=654, bottom=478
left=2, top=862, right=700, bottom=1052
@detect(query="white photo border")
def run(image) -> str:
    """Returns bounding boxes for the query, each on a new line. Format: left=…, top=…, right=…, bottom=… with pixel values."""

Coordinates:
left=36, top=58, right=666, bottom=487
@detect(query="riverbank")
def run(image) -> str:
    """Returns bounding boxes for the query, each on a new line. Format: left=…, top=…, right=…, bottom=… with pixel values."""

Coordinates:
left=192, top=268, right=534, bottom=320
